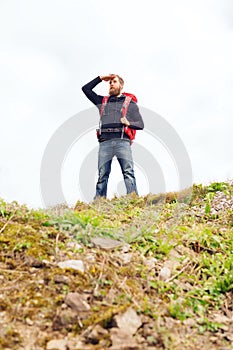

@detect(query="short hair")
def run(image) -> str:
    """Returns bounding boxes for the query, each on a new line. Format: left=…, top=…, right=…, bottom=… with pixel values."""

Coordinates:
left=109, top=74, right=124, bottom=87
left=116, top=75, right=124, bottom=86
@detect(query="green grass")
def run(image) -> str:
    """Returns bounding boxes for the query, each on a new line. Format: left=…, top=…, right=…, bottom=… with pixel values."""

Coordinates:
left=0, top=181, right=233, bottom=349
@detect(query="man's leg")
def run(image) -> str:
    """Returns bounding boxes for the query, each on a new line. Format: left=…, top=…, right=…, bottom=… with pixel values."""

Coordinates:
left=116, top=140, right=138, bottom=195
left=95, top=140, right=113, bottom=198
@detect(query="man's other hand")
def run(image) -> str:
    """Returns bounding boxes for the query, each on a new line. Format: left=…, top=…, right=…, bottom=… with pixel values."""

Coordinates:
left=120, top=117, right=130, bottom=126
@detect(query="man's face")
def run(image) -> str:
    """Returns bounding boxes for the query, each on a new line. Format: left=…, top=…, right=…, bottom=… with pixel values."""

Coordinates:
left=109, top=77, right=123, bottom=96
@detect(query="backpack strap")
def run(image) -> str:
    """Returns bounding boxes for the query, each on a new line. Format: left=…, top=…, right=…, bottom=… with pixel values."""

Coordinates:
left=121, top=96, right=132, bottom=139
left=121, top=95, right=132, bottom=117
left=98, top=96, right=109, bottom=135
left=99, top=96, right=109, bottom=117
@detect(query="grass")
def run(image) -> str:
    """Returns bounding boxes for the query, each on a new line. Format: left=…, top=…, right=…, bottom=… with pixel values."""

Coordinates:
left=0, top=181, right=232, bottom=349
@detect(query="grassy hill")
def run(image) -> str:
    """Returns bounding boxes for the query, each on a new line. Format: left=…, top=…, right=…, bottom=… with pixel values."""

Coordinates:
left=0, top=181, right=232, bottom=349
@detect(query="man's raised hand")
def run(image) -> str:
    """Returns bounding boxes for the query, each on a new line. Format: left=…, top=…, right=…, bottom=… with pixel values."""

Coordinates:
left=100, top=74, right=116, bottom=81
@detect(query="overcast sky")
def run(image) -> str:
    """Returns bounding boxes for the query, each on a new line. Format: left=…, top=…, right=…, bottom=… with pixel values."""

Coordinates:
left=0, top=0, right=233, bottom=208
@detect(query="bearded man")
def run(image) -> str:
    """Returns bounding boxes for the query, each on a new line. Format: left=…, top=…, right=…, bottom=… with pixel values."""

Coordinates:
left=82, top=74, right=144, bottom=199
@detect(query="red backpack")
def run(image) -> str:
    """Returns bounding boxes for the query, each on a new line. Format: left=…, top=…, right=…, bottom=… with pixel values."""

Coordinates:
left=98, top=92, right=137, bottom=144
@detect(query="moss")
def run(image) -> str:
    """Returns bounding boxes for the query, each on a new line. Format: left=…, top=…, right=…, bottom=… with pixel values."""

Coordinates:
left=80, top=304, right=130, bottom=330
left=0, top=221, right=62, bottom=264
left=0, top=327, right=22, bottom=349
left=0, top=183, right=233, bottom=349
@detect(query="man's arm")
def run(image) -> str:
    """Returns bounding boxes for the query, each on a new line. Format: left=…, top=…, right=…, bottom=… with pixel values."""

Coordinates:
left=82, top=74, right=117, bottom=107
left=81, top=76, right=104, bottom=106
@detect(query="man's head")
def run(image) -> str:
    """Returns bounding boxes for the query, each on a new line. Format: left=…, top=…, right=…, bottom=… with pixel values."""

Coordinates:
left=109, top=74, right=124, bottom=96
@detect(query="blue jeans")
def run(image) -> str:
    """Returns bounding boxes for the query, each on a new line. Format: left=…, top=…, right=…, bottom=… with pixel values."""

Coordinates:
left=95, top=139, right=138, bottom=198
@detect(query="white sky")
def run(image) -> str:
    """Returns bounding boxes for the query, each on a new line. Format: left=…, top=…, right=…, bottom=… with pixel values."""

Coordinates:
left=0, top=0, right=233, bottom=208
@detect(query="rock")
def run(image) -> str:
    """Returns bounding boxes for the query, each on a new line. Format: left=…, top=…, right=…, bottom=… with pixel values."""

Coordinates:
left=25, top=317, right=34, bottom=326
left=158, top=267, right=171, bottom=281
left=225, top=333, right=233, bottom=341
left=46, top=339, right=67, bottom=350
left=54, top=275, right=70, bottom=284
left=91, top=237, right=123, bottom=250
left=174, top=280, right=193, bottom=292
left=66, top=241, right=82, bottom=250
left=57, top=260, right=84, bottom=272
left=60, top=309, right=77, bottom=326
left=85, top=253, right=96, bottom=263
left=143, top=257, right=157, bottom=270
left=53, top=309, right=78, bottom=331
left=212, top=313, right=231, bottom=324
left=120, top=253, right=133, bottom=265
left=143, top=323, right=156, bottom=337
left=105, top=289, right=118, bottom=304
left=24, top=255, right=45, bottom=268
left=110, top=328, right=139, bottom=350
left=113, top=307, right=142, bottom=335
left=183, top=318, right=196, bottom=327
left=67, top=338, right=94, bottom=350
left=64, top=292, right=90, bottom=312
left=85, top=324, right=109, bottom=343
left=163, top=316, right=181, bottom=329
left=121, top=243, right=131, bottom=253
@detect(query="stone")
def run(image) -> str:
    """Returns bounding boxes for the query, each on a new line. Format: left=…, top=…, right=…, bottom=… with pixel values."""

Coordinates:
left=64, top=292, right=90, bottom=312
left=143, top=257, right=157, bottom=270
left=85, top=324, right=109, bottom=343
left=158, top=267, right=171, bottom=281
left=66, top=241, right=82, bottom=250
left=54, top=275, right=70, bottom=284
left=91, top=237, right=123, bottom=250
left=110, top=328, right=139, bottom=350
left=183, top=318, right=196, bottom=327
left=60, top=309, right=77, bottom=326
left=121, top=243, right=131, bottom=253
left=113, top=307, right=142, bottom=335
left=120, top=253, right=133, bottom=265
left=25, top=317, right=34, bottom=326
left=46, top=339, right=67, bottom=350
left=225, top=333, right=233, bottom=341
left=212, top=313, right=231, bottom=324
left=57, top=260, right=84, bottom=272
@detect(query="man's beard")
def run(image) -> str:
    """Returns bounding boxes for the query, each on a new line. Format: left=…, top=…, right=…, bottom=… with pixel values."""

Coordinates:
left=109, top=86, right=122, bottom=96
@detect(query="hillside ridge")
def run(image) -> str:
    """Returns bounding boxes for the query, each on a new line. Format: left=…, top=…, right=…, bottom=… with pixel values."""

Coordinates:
left=0, top=181, right=232, bottom=349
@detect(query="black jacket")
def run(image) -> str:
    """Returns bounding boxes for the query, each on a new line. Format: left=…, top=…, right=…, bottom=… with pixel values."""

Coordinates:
left=82, top=76, right=144, bottom=142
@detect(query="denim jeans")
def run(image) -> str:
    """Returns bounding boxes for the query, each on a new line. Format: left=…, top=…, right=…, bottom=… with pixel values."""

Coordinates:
left=95, top=139, right=138, bottom=198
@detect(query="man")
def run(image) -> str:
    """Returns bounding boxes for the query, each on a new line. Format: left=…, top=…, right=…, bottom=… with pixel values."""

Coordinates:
left=82, top=74, right=144, bottom=199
